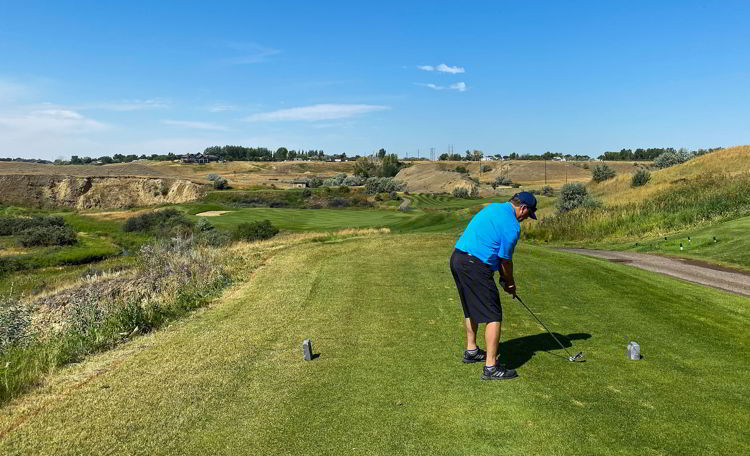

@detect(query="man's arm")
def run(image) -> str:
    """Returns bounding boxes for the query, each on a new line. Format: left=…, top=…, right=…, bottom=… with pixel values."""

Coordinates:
left=499, top=258, right=516, bottom=296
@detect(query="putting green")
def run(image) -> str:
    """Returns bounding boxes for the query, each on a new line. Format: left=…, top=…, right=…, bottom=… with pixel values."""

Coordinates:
left=1, top=234, right=748, bottom=455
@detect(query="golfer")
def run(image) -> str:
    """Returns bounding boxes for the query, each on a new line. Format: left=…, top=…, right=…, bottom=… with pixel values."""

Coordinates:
left=450, top=191, right=537, bottom=380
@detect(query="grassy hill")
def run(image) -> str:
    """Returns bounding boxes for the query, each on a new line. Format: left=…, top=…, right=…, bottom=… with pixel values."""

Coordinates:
left=1, top=233, right=747, bottom=455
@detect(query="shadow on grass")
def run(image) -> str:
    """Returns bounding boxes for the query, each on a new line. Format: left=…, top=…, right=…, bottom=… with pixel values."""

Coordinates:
left=498, top=332, right=591, bottom=369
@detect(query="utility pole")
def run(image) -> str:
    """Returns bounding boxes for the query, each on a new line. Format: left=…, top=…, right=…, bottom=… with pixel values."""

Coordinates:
left=544, top=159, right=547, bottom=186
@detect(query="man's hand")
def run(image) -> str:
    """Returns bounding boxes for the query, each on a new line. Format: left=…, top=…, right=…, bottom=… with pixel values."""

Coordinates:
left=503, top=283, right=517, bottom=297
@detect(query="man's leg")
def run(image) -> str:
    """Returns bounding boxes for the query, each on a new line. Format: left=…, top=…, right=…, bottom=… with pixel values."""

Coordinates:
left=465, top=318, right=478, bottom=350
left=484, top=321, right=502, bottom=367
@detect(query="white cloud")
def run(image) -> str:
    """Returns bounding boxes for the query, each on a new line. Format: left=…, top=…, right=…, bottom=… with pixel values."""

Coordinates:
left=417, top=63, right=465, bottom=74
left=416, top=82, right=468, bottom=92
left=0, top=108, right=107, bottom=134
left=82, top=99, right=169, bottom=111
left=0, top=80, right=31, bottom=103
left=245, top=104, right=389, bottom=122
left=162, top=119, right=228, bottom=131
left=207, top=104, right=236, bottom=112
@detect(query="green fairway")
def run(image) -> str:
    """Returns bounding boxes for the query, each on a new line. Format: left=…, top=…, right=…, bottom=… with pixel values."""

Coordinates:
left=188, top=207, right=469, bottom=233
left=2, top=234, right=748, bottom=455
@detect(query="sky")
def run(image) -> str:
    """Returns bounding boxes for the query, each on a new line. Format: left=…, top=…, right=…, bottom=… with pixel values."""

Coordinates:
left=0, top=0, right=748, bottom=160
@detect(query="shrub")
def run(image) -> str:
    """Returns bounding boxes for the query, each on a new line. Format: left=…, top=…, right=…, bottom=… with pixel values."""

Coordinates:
left=322, top=178, right=337, bottom=187
left=481, top=164, right=492, bottom=172
left=343, top=175, right=364, bottom=186
left=159, top=181, right=170, bottom=196
left=232, top=220, right=279, bottom=242
left=454, top=166, right=468, bottom=174
left=301, top=189, right=312, bottom=198
left=582, top=163, right=589, bottom=169
left=389, top=191, right=400, bottom=201
left=19, top=225, right=77, bottom=247
left=329, top=197, right=351, bottom=208
left=0, top=295, right=32, bottom=352
left=492, top=176, right=512, bottom=188
left=0, top=215, right=65, bottom=236
left=123, top=208, right=195, bottom=236
left=353, top=157, right=378, bottom=178
left=542, top=185, right=555, bottom=196
left=206, top=173, right=220, bottom=181
left=196, top=229, right=231, bottom=247
left=308, top=177, right=323, bottom=188
left=631, top=169, right=651, bottom=187
left=212, top=177, right=229, bottom=190
left=592, top=164, right=616, bottom=183
left=452, top=186, right=478, bottom=199
left=196, top=218, right=214, bottom=232
left=653, top=149, right=692, bottom=169
left=338, top=185, right=351, bottom=193
left=557, top=183, right=600, bottom=213
left=364, top=177, right=406, bottom=194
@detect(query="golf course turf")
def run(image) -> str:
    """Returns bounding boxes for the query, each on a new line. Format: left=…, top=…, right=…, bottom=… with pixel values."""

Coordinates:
left=1, top=234, right=748, bottom=455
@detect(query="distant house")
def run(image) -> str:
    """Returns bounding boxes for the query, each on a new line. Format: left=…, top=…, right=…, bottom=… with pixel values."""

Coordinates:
left=179, top=153, right=221, bottom=164
left=290, top=179, right=309, bottom=188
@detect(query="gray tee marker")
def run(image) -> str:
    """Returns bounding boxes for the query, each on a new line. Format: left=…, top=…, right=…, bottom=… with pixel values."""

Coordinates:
left=302, top=339, right=313, bottom=361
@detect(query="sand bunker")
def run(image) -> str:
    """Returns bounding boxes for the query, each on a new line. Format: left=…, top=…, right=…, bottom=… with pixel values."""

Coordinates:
left=196, top=211, right=233, bottom=216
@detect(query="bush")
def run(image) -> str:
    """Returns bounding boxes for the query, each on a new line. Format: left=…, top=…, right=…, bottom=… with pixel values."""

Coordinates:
left=542, top=185, right=555, bottom=196
left=0, top=296, right=32, bottom=352
left=0, top=215, right=65, bottom=236
left=631, top=169, right=651, bottom=187
left=454, top=166, right=468, bottom=174
left=364, top=177, right=406, bottom=194
left=582, top=163, right=589, bottom=169
left=343, top=175, right=364, bottom=186
left=196, top=218, right=214, bottom=232
left=196, top=229, right=231, bottom=247
left=301, top=189, right=312, bottom=198
left=452, top=186, right=479, bottom=199
left=232, top=220, right=279, bottom=242
left=492, top=176, right=512, bottom=188
left=338, top=185, right=351, bottom=193
left=329, top=197, right=351, bottom=208
left=481, top=164, right=492, bottom=172
left=123, top=208, right=195, bottom=236
left=213, top=177, right=229, bottom=190
left=206, top=173, right=220, bottom=181
left=19, top=225, right=77, bottom=247
left=653, top=149, right=692, bottom=169
left=322, top=178, right=337, bottom=187
left=557, top=183, right=600, bottom=213
left=592, top=164, right=616, bottom=183
left=308, top=177, right=323, bottom=188
left=389, top=191, right=400, bottom=201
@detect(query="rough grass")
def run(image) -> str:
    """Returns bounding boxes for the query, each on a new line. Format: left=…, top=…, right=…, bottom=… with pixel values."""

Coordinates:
left=0, top=234, right=747, bottom=455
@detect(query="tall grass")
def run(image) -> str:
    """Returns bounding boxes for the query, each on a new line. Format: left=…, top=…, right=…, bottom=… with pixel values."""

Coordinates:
left=526, top=173, right=750, bottom=242
left=0, top=237, right=229, bottom=403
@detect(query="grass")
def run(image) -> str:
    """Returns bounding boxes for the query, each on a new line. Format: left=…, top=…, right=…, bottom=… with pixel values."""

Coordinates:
left=1, top=234, right=748, bottom=454
left=597, top=214, right=750, bottom=271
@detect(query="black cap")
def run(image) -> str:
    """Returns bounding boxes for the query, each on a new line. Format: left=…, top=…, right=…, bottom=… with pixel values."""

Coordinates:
left=514, top=192, right=537, bottom=219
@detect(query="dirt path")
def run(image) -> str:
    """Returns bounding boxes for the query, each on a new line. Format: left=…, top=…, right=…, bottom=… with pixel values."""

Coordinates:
left=560, top=249, right=750, bottom=298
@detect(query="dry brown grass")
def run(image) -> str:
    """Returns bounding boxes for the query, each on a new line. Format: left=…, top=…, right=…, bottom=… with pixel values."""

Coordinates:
left=592, top=145, right=750, bottom=205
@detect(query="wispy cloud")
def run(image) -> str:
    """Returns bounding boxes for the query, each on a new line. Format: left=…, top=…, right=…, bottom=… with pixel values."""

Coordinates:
left=82, top=98, right=169, bottom=111
left=0, top=80, right=31, bottom=103
left=224, top=42, right=281, bottom=65
left=245, top=104, right=389, bottom=122
left=207, top=104, right=237, bottom=112
left=162, top=119, right=228, bottom=131
left=417, top=63, right=465, bottom=74
left=0, top=108, right=107, bottom=134
left=416, top=82, right=467, bottom=92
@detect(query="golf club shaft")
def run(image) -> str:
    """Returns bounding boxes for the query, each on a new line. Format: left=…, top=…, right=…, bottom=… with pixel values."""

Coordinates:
left=513, top=295, right=574, bottom=358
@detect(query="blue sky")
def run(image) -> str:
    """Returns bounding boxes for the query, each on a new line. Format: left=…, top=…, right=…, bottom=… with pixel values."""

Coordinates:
left=1, top=1, right=748, bottom=160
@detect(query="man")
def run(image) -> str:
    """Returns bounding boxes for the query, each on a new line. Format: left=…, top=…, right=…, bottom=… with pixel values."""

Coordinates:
left=450, top=191, right=537, bottom=380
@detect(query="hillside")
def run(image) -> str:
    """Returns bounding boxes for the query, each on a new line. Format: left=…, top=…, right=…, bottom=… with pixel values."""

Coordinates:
left=591, top=145, right=750, bottom=205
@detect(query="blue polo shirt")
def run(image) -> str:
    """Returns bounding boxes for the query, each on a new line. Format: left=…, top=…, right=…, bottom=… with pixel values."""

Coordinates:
left=455, top=202, right=520, bottom=271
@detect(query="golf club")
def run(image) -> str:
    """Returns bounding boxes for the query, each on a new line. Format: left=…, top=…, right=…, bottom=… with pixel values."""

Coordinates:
left=513, top=295, right=584, bottom=362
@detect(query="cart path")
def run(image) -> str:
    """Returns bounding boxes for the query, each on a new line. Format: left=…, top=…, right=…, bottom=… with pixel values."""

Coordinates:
left=559, top=249, right=750, bottom=298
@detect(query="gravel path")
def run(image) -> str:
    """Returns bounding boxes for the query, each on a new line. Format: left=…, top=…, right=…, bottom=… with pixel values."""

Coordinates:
left=560, top=249, right=750, bottom=297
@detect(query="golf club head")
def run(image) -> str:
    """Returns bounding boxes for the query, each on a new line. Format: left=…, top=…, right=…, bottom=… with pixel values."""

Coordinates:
left=568, top=352, right=585, bottom=362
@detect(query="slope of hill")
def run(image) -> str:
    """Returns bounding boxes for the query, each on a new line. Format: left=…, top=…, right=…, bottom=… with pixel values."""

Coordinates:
left=592, top=145, right=750, bottom=205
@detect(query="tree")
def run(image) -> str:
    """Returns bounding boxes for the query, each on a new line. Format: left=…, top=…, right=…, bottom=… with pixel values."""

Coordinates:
left=472, top=150, right=483, bottom=161
left=353, top=157, right=378, bottom=178
left=439, top=153, right=450, bottom=161
left=274, top=147, right=288, bottom=161
left=377, top=148, right=386, bottom=160
left=381, top=154, right=402, bottom=177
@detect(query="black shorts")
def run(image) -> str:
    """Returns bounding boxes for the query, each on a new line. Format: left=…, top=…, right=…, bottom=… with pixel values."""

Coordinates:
left=450, top=249, right=503, bottom=323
